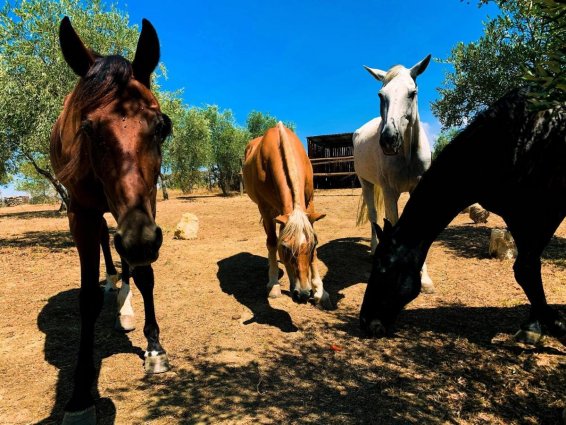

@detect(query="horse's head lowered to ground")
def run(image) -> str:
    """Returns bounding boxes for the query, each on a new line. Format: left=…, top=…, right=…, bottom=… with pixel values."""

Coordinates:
left=364, top=54, right=431, bottom=155
left=54, top=17, right=171, bottom=266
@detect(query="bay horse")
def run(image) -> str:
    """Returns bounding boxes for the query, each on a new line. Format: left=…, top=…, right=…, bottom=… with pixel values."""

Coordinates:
left=50, top=17, right=171, bottom=423
left=353, top=55, right=434, bottom=293
left=359, top=88, right=566, bottom=347
left=243, top=122, right=331, bottom=309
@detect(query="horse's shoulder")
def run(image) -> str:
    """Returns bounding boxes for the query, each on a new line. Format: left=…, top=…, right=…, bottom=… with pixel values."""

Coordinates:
left=354, top=117, right=381, bottom=146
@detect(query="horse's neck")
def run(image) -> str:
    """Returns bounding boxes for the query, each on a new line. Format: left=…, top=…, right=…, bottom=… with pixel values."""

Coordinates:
left=394, top=155, right=472, bottom=265
left=403, top=115, right=421, bottom=161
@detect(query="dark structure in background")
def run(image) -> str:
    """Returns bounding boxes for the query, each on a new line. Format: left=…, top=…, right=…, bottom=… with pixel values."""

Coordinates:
left=307, top=133, right=359, bottom=189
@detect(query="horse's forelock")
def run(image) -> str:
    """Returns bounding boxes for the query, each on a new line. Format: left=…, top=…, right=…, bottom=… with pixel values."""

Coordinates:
left=383, top=65, right=407, bottom=84
left=278, top=208, right=316, bottom=255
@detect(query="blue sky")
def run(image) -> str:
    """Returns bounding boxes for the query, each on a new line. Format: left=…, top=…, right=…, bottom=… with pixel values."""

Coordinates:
left=2, top=0, right=500, bottom=196
left=117, top=0, right=499, bottom=141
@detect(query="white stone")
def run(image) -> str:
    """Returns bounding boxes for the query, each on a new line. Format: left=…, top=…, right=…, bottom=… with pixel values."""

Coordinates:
left=469, top=203, right=490, bottom=223
left=174, top=213, right=199, bottom=240
left=489, top=228, right=517, bottom=260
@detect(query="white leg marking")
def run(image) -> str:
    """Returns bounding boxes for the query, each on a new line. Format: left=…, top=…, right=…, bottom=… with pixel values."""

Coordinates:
left=117, top=283, right=134, bottom=316
left=420, top=261, right=435, bottom=294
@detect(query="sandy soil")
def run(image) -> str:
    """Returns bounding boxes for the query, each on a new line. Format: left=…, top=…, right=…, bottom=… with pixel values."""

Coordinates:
left=0, top=189, right=564, bottom=424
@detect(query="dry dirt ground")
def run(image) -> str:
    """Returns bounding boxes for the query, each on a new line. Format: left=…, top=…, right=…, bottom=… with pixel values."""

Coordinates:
left=0, top=189, right=565, bottom=425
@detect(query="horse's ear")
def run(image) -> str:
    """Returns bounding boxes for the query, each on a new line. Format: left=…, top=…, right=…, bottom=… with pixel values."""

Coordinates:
left=132, top=19, right=160, bottom=88
left=59, top=16, right=95, bottom=77
left=274, top=214, right=288, bottom=225
left=363, top=65, right=387, bottom=82
left=409, top=54, right=431, bottom=80
left=307, top=212, right=326, bottom=224
left=383, top=219, right=393, bottom=235
left=372, top=222, right=384, bottom=240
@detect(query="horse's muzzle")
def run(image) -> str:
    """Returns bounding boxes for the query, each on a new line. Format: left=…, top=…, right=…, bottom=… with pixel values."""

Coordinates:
left=115, top=209, right=163, bottom=267
left=360, top=316, right=388, bottom=338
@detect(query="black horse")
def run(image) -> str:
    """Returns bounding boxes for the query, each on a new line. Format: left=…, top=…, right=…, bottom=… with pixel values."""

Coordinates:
left=360, top=88, right=566, bottom=345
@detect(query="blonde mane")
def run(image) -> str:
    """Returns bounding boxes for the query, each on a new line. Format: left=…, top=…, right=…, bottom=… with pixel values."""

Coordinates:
left=276, top=122, right=316, bottom=254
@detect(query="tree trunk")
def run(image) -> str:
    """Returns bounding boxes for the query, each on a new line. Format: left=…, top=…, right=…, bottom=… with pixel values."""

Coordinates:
left=159, top=173, right=169, bottom=200
left=24, top=153, right=70, bottom=209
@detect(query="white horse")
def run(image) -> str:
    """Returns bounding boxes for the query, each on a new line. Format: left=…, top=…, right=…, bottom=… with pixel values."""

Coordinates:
left=353, top=54, right=435, bottom=293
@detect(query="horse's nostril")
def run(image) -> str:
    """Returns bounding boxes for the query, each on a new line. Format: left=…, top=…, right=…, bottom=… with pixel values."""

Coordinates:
left=155, top=226, right=163, bottom=249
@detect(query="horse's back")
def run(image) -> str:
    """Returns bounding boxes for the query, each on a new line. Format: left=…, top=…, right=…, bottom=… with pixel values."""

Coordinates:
left=243, top=125, right=311, bottom=214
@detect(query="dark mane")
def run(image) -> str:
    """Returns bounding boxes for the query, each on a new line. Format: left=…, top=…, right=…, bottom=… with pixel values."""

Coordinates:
left=56, top=55, right=133, bottom=184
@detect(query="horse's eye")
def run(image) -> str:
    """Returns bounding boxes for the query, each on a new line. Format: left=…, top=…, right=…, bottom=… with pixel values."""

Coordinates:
left=408, top=90, right=417, bottom=99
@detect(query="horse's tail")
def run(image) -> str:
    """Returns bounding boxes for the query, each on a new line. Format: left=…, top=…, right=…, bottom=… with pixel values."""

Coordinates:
left=356, top=193, right=368, bottom=226
left=356, top=184, right=385, bottom=227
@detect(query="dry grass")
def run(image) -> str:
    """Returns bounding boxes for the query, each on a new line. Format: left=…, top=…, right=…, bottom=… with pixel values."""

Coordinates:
left=0, top=189, right=564, bottom=424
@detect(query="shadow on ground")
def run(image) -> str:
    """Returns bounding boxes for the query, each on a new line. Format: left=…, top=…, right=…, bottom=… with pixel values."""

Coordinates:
left=217, top=252, right=298, bottom=332
left=0, top=230, right=74, bottom=250
left=0, top=208, right=62, bottom=220
left=138, top=303, right=566, bottom=424
left=317, top=237, right=370, bottom=307
left=36, top=287, right=143, bottom=425
left=436, top=225, right=566, bottom=268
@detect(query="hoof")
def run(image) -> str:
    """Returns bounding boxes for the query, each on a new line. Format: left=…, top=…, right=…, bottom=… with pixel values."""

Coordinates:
left=268, top=284, right=282, bottom=298
left=421, top=282, right=435, bottom=294
left=315, top=291, right=333, bottom=310
left=115, top=314, right=135, bottom=332
left=514, top=329, right=544, bottom=345
left=144, top=352, right=170, bottom=374
left=62, top=406, right=96, bottom=425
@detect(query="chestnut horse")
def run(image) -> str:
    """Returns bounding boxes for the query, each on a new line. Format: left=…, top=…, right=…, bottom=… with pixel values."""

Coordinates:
left=243, top=123, right=331, bottom=309
left=50, top=17, right=171, bottom=423
left=359, top=88, right=566, bottom=346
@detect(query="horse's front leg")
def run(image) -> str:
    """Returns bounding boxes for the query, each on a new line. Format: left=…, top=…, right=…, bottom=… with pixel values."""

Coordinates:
left=63, top=210, right=103, bottom=425
left=311, top=250, right=332, bottom=310
left=115, top=259, right=135, bottom=332
left=131, top=265, right=170, bottom=373
left=262, top=211, right=281, bottom=298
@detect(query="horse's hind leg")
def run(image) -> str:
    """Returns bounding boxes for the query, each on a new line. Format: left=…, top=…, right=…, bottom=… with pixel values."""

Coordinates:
left=511, top=219, right=566, bottom=345
left=100, top=218, right=119, bottom=292
left=115, top=259, right=135, bottom=332
left=360, top=179, right=378, bottom=253
left=132, top=265, right=170, bottom=373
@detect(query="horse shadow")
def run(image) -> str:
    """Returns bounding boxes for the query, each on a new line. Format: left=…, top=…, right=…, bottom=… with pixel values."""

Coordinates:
left=0, top=230, right=74, bottom=250
left=217, top=252, right=298, bottom=332
left=317, top=237, right=371, bottom=308
left=36, top=286, right=144, bottom=424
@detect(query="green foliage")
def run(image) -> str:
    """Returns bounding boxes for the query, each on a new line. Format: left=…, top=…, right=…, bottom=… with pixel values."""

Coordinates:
left=433, top=0, right=565, bottom=128
left=0, top=0, right=141, bottom=200
left=246, top=110, right=296, bottom=139
left=160, top=94, right=212, bottom=193
left=14, top=161, right=57, bottom=203
left=204, top=106, right=250, bottom=195
left=0, top=0, right=297, bottom=198
left=432, top=128, right=460, bottom=161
